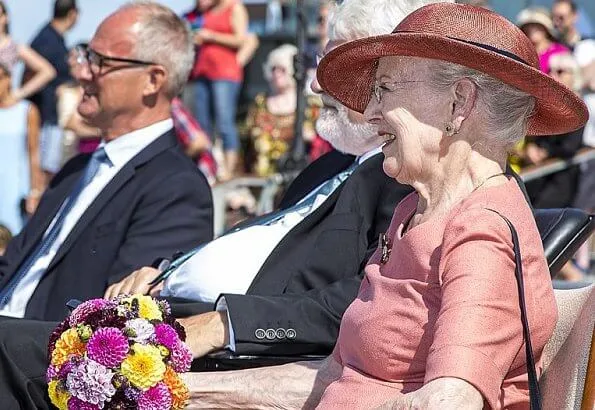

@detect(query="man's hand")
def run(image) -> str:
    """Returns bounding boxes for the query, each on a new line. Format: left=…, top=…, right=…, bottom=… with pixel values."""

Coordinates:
left=179, top=311, right=230, bottom=359
left=104, top=267, right=162, bottom=299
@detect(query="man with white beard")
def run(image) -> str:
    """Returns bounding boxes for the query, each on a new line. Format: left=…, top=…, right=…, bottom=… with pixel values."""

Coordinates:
left=102, top=0, right=421, bottom=360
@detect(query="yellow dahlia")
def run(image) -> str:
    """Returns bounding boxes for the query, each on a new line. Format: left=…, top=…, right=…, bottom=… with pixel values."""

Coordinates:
left=128, top=295, right=163, bottom=321
left=120, top=344, right=166, bottom=390
left=163, top=366, right=189, bottom=409
left=50, top=328, right=86, bottom=367
left=48, top=380, right=70, bottom=410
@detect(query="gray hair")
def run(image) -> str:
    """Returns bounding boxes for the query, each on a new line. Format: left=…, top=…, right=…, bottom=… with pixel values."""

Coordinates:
left=263, top=44, right=298, bottom=83
left=328, top=0, right=455, bottom=42
left=429, top=60, right=536, bottom=149
left=119, top=1, right=194, bottom=99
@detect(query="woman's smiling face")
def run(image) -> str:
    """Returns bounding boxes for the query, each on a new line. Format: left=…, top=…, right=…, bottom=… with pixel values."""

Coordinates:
left=364, top=56, right=452, bottom=184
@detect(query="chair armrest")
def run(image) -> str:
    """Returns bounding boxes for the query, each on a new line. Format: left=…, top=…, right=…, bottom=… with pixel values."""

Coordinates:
left=193, top=351, right=326, bottom=372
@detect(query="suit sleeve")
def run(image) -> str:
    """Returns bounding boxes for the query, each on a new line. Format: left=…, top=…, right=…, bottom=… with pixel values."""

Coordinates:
left=105, top=168, right=213, bottom=285
left=220, top=179, right=410, bottom=356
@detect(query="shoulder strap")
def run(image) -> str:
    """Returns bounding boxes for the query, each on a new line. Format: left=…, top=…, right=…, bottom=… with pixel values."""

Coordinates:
left=485, top=208, right=542, bottom=410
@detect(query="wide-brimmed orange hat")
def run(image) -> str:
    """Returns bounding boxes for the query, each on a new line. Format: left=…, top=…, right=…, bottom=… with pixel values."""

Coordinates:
left=317, top=2, right=588, bottom=136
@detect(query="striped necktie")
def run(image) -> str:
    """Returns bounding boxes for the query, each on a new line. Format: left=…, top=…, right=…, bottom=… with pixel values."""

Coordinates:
left=0, top=148, right=110, bottom=308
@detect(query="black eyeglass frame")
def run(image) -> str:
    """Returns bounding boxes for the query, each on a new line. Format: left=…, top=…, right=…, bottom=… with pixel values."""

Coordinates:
left=77, top=46, right=156, bottom=75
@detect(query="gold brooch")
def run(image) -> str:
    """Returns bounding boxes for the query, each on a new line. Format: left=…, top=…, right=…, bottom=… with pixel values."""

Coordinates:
left=380, top=233, right=392, bottom=265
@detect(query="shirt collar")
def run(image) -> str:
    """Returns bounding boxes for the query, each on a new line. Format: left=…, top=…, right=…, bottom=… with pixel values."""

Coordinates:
left=101, top=119, right=173, bottom=169
left=357, top=146, right=382, bottom=165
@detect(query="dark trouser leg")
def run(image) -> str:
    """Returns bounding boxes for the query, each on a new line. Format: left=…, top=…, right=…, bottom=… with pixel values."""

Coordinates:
left=0, top=317, right=56, bottom=410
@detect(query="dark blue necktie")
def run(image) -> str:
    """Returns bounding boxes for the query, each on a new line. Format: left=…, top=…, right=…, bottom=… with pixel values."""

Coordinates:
left=0, top=148, right=110, bottom=308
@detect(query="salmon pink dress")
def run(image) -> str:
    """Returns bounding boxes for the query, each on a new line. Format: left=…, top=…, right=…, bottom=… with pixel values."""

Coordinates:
left=317, top=178, right=557, bottom=409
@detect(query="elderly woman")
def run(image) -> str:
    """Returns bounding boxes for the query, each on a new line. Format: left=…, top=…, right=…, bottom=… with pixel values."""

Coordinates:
left=243, top=44, right=318, bottom=176
left=181, top=3, right=586, bottom=409
left=312, top=3, right=586, bottom=408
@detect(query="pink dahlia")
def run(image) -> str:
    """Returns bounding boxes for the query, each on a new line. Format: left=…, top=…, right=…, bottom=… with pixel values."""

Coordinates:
left=138, top=382, right=172, bottom=410
left=67, top=397, right=101, bottom=410
left=87, top=327, right=129, bottom=367
left=169, top=342, right=192, bottom=373
left=69, top=299, right=115, bottom=326
left=65, top=359, right=116, bottom=407
left=154, top=324, right=179, bottom=350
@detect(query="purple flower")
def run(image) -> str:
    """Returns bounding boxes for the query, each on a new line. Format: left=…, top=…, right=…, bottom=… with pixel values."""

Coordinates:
left=67, top=396, right=101, bottom=410
left=125, top=318, right=154, bottom=343
left=169, top=342, right=192, bottom=373
left=69, top=299, right=115, bottom=326
left=58, top=358, right=79, bottom=379
left=46, top=365, right=59, bottom=383
left=84, top=308, right=127, bottom=330
left=157, top=299, right=171, bottom=316
left=65, top=359, right=116, bottom=407
left=87, top=327, right=129, bottom=368
left=154, top=324, right=179, bottom=350
left=138, top=382, right=172, bottom=410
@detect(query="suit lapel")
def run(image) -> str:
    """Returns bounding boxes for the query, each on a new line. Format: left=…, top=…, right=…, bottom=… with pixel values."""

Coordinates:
left=278, top=150, right=355, bottom=209
left=45, top=131, right=178, bottom=273
left=246, top=176, right=347, bottom=294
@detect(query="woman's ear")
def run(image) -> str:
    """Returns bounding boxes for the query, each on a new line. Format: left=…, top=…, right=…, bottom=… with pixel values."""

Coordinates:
left=450, top=78, right=477, bottom=132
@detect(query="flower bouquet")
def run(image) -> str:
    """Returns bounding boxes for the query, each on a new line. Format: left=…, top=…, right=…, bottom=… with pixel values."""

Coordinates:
left=47, top=295, right=192, bottom=409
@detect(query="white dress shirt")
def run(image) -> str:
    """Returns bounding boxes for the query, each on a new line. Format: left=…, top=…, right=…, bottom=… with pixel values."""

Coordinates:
left=0, top=119, right=173, bottom=318
left=161, top=148, right=381, bottom=304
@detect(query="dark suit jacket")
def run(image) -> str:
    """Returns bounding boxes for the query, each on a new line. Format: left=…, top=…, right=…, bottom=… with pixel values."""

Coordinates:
left=170, top=151, right=413, bottom=356
left=0, top=130, right=213, bottom=321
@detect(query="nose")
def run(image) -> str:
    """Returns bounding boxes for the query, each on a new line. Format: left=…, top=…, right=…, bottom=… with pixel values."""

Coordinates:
left=310, top=74, right=322, bottom=94
left=76, top=61, right=93, bottom=83
left=363, top=94, right=382, bottom=125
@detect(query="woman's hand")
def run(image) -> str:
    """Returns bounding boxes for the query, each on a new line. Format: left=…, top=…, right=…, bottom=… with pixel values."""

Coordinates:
left=104, top=267, right=162, bottom=299
left=374, top=378, right=483, bottom=410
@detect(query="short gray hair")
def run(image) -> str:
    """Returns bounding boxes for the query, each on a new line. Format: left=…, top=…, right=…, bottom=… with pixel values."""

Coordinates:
left=119, top=1, right=194, bottom=99
left=328, top=0, right=455, bottom=41
left=429, top=60, right=536, bottom=148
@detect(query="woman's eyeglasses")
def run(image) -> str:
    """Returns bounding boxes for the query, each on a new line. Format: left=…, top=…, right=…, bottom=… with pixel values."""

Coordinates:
left=75, top=46, right=155, bottom=76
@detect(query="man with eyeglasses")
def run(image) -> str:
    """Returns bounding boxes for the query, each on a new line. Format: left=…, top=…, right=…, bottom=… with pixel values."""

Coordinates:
left=0, top=2, right=213, bottom=322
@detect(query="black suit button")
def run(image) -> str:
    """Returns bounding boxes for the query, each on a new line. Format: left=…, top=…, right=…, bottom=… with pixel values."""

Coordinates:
left=275, top=328, right=286, bottom=339
left=254, top=328, right=266, bottom=340
left=265, top=328, right=276, bottom=340
left=286, top=328, right=296, bottom=339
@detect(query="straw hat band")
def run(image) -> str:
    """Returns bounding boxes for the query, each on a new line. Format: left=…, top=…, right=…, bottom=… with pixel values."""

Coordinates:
left=396, top=31, right=531, bottom=66
left=445, top=36, right=530, bottom=66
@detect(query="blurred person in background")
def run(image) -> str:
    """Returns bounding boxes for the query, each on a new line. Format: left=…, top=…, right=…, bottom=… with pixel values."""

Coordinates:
left=552, top=0, right=590, bottom=50
left=243, top=44, right=319, bottom=177
left=189, top=0, right=251, bottom=180
left=0, top=1, right=55, bottom=102
left=0, top=224, right=11, bottom=256
left=56, top=43, right=101, bottom=165
left=0, top=63, right=44, bottom=235
left=25, top=0, right=78, bottom=182
left=518, top=7, right=569, bottom=74
left=524, top=53, right=583, bottom=212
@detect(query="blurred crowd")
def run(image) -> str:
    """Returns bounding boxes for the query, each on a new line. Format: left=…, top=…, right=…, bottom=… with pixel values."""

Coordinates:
left=0, top=0, right=594, bottom=278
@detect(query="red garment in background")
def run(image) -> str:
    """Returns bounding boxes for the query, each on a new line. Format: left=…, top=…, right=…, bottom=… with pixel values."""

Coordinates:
left=171, top=98, right=217, bottom=185
left=192, top=2, right=243, bottom=82
left=309, top=135, right=333, bottom=162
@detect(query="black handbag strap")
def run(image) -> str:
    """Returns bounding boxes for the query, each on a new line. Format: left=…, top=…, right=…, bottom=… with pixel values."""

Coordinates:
left=486, top=209, right=542, bottom=410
